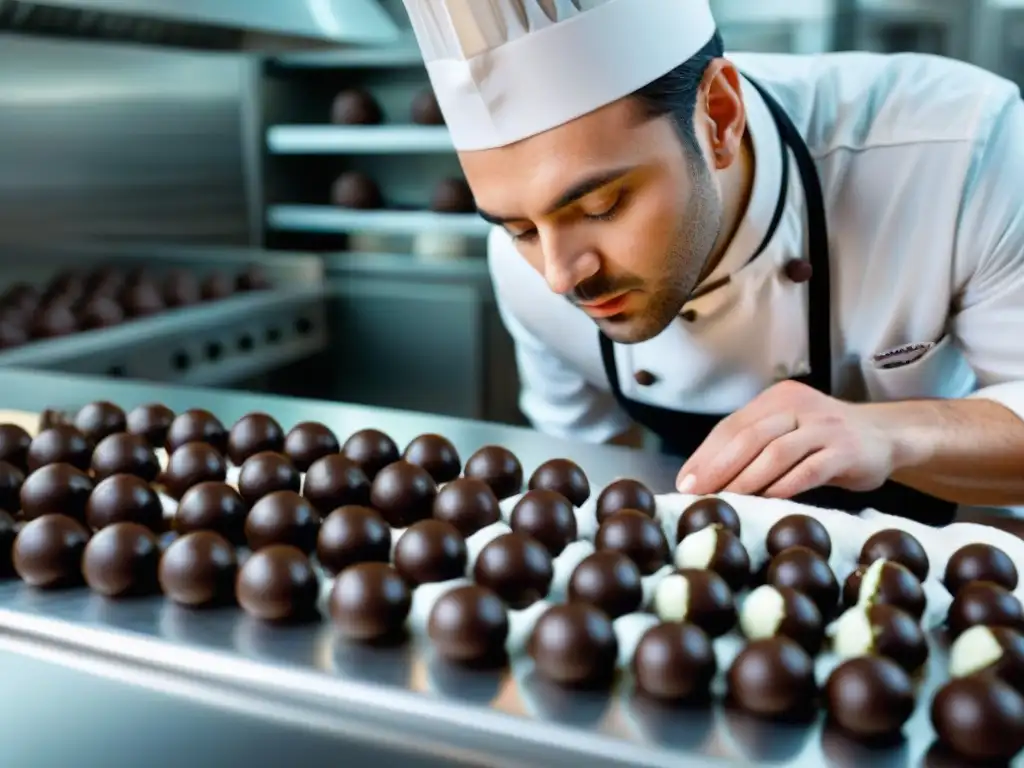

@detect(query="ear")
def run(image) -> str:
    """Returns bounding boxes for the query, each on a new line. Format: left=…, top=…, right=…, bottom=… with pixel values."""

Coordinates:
left=697, top=59, right=746, bottom=170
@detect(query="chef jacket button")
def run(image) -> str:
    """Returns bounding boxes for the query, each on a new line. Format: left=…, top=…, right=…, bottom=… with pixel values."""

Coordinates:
left=681, top=309, right=698, bottom=322
left=634, top=370, right=657, bottom=386
left=783, top=259, right=813, bottom=283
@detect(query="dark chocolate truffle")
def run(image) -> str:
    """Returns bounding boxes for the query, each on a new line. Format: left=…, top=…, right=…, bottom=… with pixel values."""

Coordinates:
left=859, top=528, right=929, bottom=582
left=727, top=637, right=816, bottom=717
left=236, top=545, right=319, bottom=622
left=27, top=425, right=91, bottom=472
left=0, top=460, right=24, bottom=513
left=403, top=433, right=461, bottom=484
left=158, top=530, right=237, bottom=607
left=843, top=559, right=926, bottom=619
left=766, top=514, right=832, bottom=559
left=944, top=543, right=1018, bottom=595
left=283, top=421, right=339, bottom=473
left=37, top=409, right=70, bottom=432
left=739, top=584, right=825, bottom=656
left=244, top=490, right=320, bottom=554
left=950, top=625, right=1024, bottom=693
left=165, top=409, right=227, bottom=455
left=464, top=445, right=523, bottom=500
left=528, top=458, right=590, bottom=507
left=227, top=413, right=285, bottom=465
left=342, top=428, right=400, bottom=480
left=947, top=581, right=1024, bottom=638
left=86, top=474, right=163, bottom=532
left=331, top=172, right=384, bottom=210
left=82, top=522, right=160, bottom=597
left=432, top=478, right=500, bottom=537
left=567, top=550, right=642, bottom=619
left=369, top=460, right=437, bottom=528
left=174, top=482, right=247, bottom=544
left=832, top=603, right=929, bottom=673
left=162, top=270, right=201, bottom=307
left=0, top=423, right=31, bottom=472
left=392, top=519, right=467, bottom=586
left=0, top=510, right=16, bottom=577
left=0, top=319, right=28, bottom=349
left=91, top=432, right=159, bottom=482
left=200, top=272, right=234, bottom=301
left=119, top=277, right=164, bottom=317
left=330, top=88, right=383, bottom=125
left=430, top=178, right=476, bottom=214
left=161, top=442, right=227, bottom=499
left=930, top=676, right=1024, bottom=762
left=653, top=568, right=737, bottom=637
left=677, top=496, right=741, bottom=539
left=428, top=584, right=509, bottom=665
left=74, top=401, right=126, bottom=444
left=675, top=524, right=750, bottom=592
left=302, top=454, right=371, bottom=515
left=528, top=602, right=618, bottom=687
left=316, top=505, right=391, bottom=576
left=595, top=479, right=656, bottom=522
left=20, top=463, right=94, bottom=523
left=410, top=87, right=445, bottom=125
left=31, top=302, right=78, bottom=339
left=235, top=265, right=270, bottom=292
left=237, top=451, right=301, bottom=506
left=125, top=403, right=174, bottom=448
left=595, top=509, right=669, bottom=575
left=767, top=545, right=839, bottom=618
left=825, top=656, right=915, bottom=739
left=13, top=513, right=89, bottom=588
left=473, top=532, right=553, bottom=609
left=329, top=561, right=411, bottom=641
left=509, top=489, right=577, bottom=556
left=633, top=622, right=717, bottom=702
left=78, top=296, right=124, bottom=329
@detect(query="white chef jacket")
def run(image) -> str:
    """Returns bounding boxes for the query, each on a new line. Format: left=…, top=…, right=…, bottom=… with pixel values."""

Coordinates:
left=489, top=51, right=1024, bottom=444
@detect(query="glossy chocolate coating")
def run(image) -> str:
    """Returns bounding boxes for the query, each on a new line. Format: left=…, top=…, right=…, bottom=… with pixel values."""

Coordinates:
left=125, top=403, right=175, bottom=448
left=930, top=676, right=1024, bottom=762
left=236, top=545, right=319, bottom=622
left=567, top=550, right=642, bottom=619
left=329, top=561, right=411, bottom=641
left=74, top=401, right=126, bottom=444
left=950, top=625, right=1024, bottom=693
left=161, top=442, right=227, bottom=499
left=675, top=525, right=751, bottom=592
left=0, top=460, right=24, bottom=513
left=79, top=296, right=125, bottom=329
left=37, top=409, right=70, bottom=432
left=162, top=270, right=201, bottom=307
left=463, top=445, right=523, bottom=500
left=947, top=581, right=1024, bottom=638
left=727, top=637, right=816, bottom=717
left=509, top=490, right=577, bottom=557
left=82, top=522, right=160, bottom=597
left=430, top=178, right=476, bottom=214
left=331, top=88, right=383, bottom=125
left=633, top=622, right=717, bottom=702
left=86, top=474, right=163, bottom=532
left=341, top=428, right=400, bottom=480
left=432, top=477, right=500, bottom=537
left=767, top=545, right=839, bottom=618
left=472, top=532, right=553, bottom=609
left=0, top=319, right=28, bottom=349
left=595, top=509, right=669, bottom=575
left=677, top=496, right=741, bottom=539
left=369, top=460, right=437, bottom=528
left=944, top=543, right=1018, bottom=595
left=393, top=519, right=467, bottom=585
left=158, top=530, right=237, bottom=607
left=410, top=87, right=445, bottom=125
left=0, top=423, right=32, bottom=472
left=200, top=272, right=234, bottom=302
left=834, top=603, right=929, bottom=673
left=302, top=454, right=371, bottom=515
left=739, top=584, right=824, bottom=656
left=28, top=425, right=92, bottom=472
left=653, top=568, right=737, bottom=637
left=20, top=463, right=94, bottom=523
left=766, top=514, right=832, bottom=559
left=595, top=479, right=656, bottom=522
left=528, top=603, right=618, bottom=688
left=843, top=560, right=926, bottom=619
left=316, top=505, right=391, bottom=576
left=403, top=433, right=461, bottom=483
left=283, top=421, right=339, bottom=473
left=859, top=528, right=930, bottom=582
left=237, top=451, right=301, bottom=506
left=174, top=482, right=247, bottom=544
left=331, top=172, right=384, bottom=210
left=91, top=432, right=159, bottom=482
left=164, top=409, right=227, bottom=455
left=825, top=656, right=915, bottom=738
left=13, top=513, right=89, bottom=588
left=244, top=490, right=320, bottom=554
left=119, top=278, right=165, bottom=317
left=31, top=302, right=78, bottom=339
left=428, top=584, right=509, bottom=664
left=528, top=458, right=590, bottom=507
left=227, top=413, right=285, bottom=466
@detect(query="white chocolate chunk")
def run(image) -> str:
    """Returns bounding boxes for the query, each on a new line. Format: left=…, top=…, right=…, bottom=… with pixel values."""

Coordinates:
left=831, top=606, right=875, bottom=659
left=950, top=625, right=1004, bottom=678
left=653, top=572, right=690, bottom=622
left=739, top=585, right=786, bottom=640
left=674, top=525, right=718, bottom=570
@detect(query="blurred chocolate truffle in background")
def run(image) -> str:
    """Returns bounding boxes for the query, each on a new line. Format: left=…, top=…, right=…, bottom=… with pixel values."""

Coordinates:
left=13, top=513, right=89, bottom=588
left=858, top=529, right=929, bottom=582
left=403, top=433, right=461, bottom=484
left=20, top=463, right=94, bottom=523
left=947, top=581, right=1024, bottom=638
left=78, top=296, right=125, bottom=330
left=766, top=514, right=832, bottom=559
left=174, top=482, right=247, bottom=544
left=595, top=478, right=656, bottom=522
left=0, top=460, right=24, bottom=512
left=162, top=270, right=201, bottom=308
left=0, top=318, right=29, bottom=349
left=235, top=265, right=271, bottom=292
left=430, top=178, right=476, bottom=214
left=86, top=474, right=163, bottom=532
left=930, top=676, right=1024, bottom=762
left=331, top=172, right=384, bottom=210
left=944, top=543, right=1018, bottom=595
left=0, top=423, right=31, bottom=473
left=91, top=433, right=160, bottom=482
left=165, top=409, right=227, bottom=455
left=200, top=272, right=235, bottom=302
left=126, top=403, right=175, bottom=448
left=331, top=88, right=383, bottom=125
left=283, top=422, right=339, bottom=472
left=0, top=510, right=16, bottom=576
left=227, top=413, right=285, bottom=466
left=119, top=277, right=165, bottom=318
left=464, top=445, right=522, bottom=500
left=82, top=522, right=161, bottom=598
left=342, top=428, right=400, bottom=480
left=410, top=87, right=445, bottom=125
left=528, top=458, right=590, bottom=507
left=159, top=530, right=237, bottom=608
left=28, top=424, right=92, bottom=472
left=31, top=301, right=78, bottom=339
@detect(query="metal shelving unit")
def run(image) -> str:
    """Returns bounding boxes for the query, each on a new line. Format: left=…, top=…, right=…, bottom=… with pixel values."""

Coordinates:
left=266, top=205, right=488, bottom=237
left=267, top=125, right=453, bottom=154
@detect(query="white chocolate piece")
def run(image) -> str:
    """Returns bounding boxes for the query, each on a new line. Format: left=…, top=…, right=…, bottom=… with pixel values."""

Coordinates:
left=464, top=522, right=513, bottom=574
left=613, top=612, right=660, bottom=668
left=574, top=497, right=599, bottom=541
left=498, top=493, right=523, bottom=522
left=739, top=584, right=786, bottom=640
left=653, top=572, right=690, bottom=623
left=950, top=625, right=1005, bottom=678
left=830, top=606, right=875, bottom=660
left=225, top=464, right=241, bottom=487
left=674, top=525, right=718, bottom=570
left=407, top=578, right=470, bottom=634
left=506, top=599, right=553, bottom=656
left=549, top=540, right=595, bottom=598
left=389, top=527, right=408, bottom=559
left=640, top=564, right=675, bottom=609
left=857, top=558, right=887, bottom=603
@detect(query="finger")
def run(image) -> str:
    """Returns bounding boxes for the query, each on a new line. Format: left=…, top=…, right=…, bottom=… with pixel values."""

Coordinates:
left=723, top=426, right=828, bottom=496
left=683, top=411, right=798, bottom=495
left=762, top=449, right=843, bottom=499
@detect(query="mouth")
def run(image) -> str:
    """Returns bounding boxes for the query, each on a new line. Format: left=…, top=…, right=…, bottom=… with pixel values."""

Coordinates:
left=578, top=291, right=631, bottom=318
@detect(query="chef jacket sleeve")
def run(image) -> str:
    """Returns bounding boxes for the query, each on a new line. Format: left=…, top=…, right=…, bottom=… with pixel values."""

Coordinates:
left=955, top=92, right=1024, bottom=422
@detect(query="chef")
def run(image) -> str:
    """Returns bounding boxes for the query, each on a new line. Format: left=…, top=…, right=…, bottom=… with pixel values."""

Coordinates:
left=401, top=0, right=1024, bottom=525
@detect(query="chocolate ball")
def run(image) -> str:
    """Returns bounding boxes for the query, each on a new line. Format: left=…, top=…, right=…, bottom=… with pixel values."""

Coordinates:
left=302, top=454, right=371, bottom=515
left=432, top=478, right=501, bottom=537
left=859, top=528, right=929, bottom=582
left=832, top=603, right=929, bottom=673
left=947, top=581, right=1024, bottom=638
left=316, top=505, right=391, bottom=576
left=739, top=584, right=825, bottom=656
left=244, top=490, right=320, bottom=554
left=944, top=543, right=1018, bottom=595
left=329, top=562, right=410, bottom=641
left=342, top=428, right=400, bottom=480
left=28, top=425, right=91, bottom=472
left=677, top=496, right=741, bottom=539
left=162, top=442, right=226, bottom=499
left=410, top=87, right=444, bottom=125
left=165, top=409, right=227, bottom=455
left=236, top=545, right=319, bottom=622
left=428, top=584, right=509, bottom=665
left=472, top=532, right=553, bottom=609
left=509, top=490, right=577, bottom=557
left=31, top=302, right=78, bottom=338
left=430, top=178, right=476, bottom=214
left=528, top=458, right=590, bottom=507
left=237, top=451, right=301, bottom=506
left=79, top=296, right=124, bottom=330
left=162, top=270, right=201, bottom=307
left=125, top=403, right=174, bottom=448
left=392, top=519, right=466, bottom=586
left=766, top=514, right=831, bottom=559
left=768, top=545, right=839, bottom=618
left=595, top=478, right=656, bottom=522
left=82, top=522, right=160, bottom=597
left=403, top=433, right=461, bottom=484
left=369, top=460, right=437, bottom=528
left=566, top=550, right=642, bottom=619
left=200, top=272, right=234, bottom=301
left=330, top=88, right=383, bottom=125
left=825, top=656, right=915, bottom=739
left=633, top=622, right=717, bottom=702
left=653, top=568, right=737, bottom=637
left=13, top=513, right=89, bottom=588
left=37, top=409, right=70, bottom=432
left=464, top=445, right=523, bottom=500
left=20, top=463, right=94, bottom=523
left=930, top=676, right=1024, bottom=762
left=0, top=510, right=16, bottom=577
left=728, top=637, right=816, bottom=717
left=674, top=524, right=750, bottom=592
left=0, top=319, right=28, bottom=349
left=227, top=413, right=285, bottom=465
left=174, top=482, right=247, bottom=545
left=528, top=603, right=618, bottom=687
left=158, top=531, right=237, bottom=607
left=74, top=401, right=126, bottom=444
left=331, top=172, right=384, bottom=210
left=235, top=265, right=271, bottom=292
left=0, top=460, right=24, bottom=513
left=91, top=432, right=159, bottom=482
left=119, top=278, right=164, bottom=317
left=596, top=509, right=669, bottom=575
left=86, top=474, right=163, bottom=532
left=283, top=421, right=339, bottom=473
left=950, top=625, right=1024, bottom=693
left=0, top=423, right=31, bottom=472
left=843, top=559, right=926, bottom=619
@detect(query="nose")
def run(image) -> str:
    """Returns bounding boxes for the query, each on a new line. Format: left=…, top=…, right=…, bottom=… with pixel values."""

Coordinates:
left=540, top=229, right=600, bottom=296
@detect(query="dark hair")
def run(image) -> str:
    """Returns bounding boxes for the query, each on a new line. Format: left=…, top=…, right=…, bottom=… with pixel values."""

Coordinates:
left=631, top=31, right=725, bottom=152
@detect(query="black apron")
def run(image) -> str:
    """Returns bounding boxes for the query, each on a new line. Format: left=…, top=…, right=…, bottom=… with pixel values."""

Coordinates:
left=599, top=77, right=957, bottom=527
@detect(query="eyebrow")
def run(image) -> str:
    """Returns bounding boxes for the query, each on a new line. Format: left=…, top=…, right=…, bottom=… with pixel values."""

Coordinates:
left=476, top=166, right=636, bottom=225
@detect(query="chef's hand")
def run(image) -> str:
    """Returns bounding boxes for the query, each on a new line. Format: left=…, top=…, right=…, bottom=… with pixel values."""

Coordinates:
left=675, top=380, right=896, bottom=498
